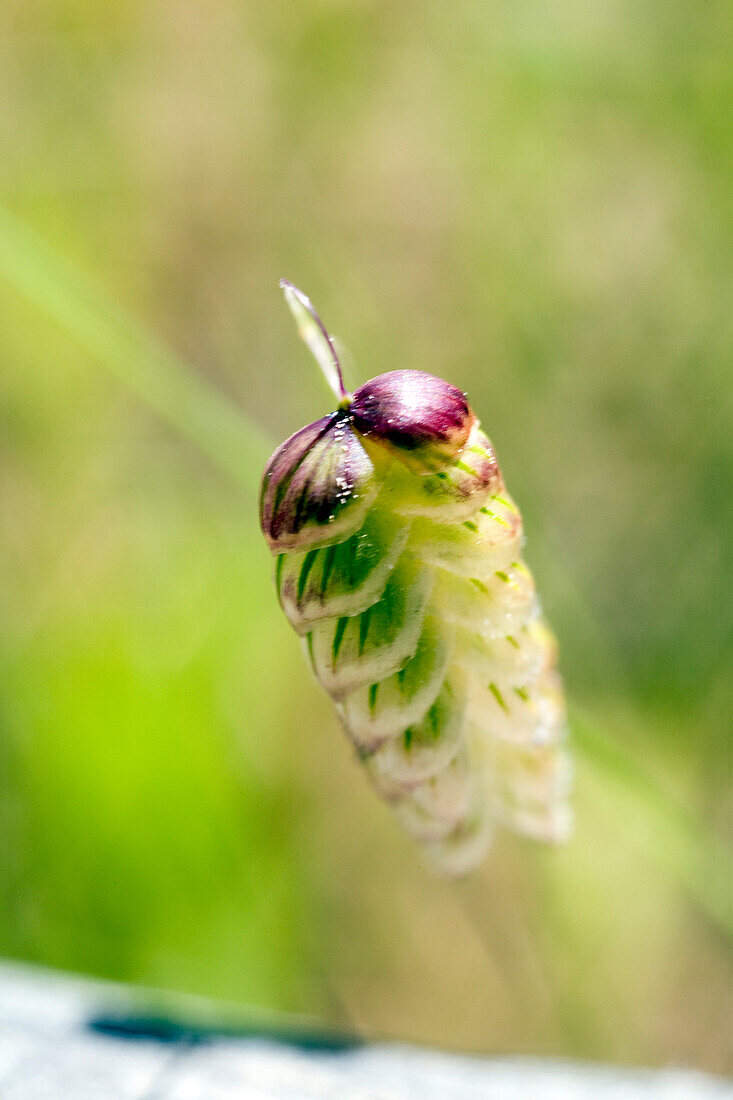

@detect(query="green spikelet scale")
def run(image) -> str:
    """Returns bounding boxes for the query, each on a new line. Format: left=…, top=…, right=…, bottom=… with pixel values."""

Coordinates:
left=260, top=283, right=572, bottom=875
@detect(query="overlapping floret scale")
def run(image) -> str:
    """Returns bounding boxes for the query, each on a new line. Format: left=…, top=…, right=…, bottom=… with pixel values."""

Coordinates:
left=359, top=416, right=572, bottom=866
left=282, top=471, right=479, bottom=869
left=276, top=510, right=410, bottom=634
left=274, top=414, right=569, bottom=873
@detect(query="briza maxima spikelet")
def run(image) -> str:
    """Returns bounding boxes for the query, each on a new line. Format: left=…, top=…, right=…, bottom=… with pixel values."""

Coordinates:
left=260, top=281, right=572, bottom=875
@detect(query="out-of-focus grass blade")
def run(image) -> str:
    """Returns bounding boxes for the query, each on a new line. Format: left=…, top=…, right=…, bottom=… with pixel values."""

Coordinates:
left=0, top=202, right=730, bottom=938
left=574, top=712, right=733, bottom=939
left=0, top=202, right=270, bottom=492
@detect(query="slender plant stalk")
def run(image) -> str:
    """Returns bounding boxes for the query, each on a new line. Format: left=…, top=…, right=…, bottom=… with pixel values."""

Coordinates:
left=0, top=203, right=269, bottom=493
left=0, top=201, right=730, bottom=926
left=573, top=711, right=733, bottom=937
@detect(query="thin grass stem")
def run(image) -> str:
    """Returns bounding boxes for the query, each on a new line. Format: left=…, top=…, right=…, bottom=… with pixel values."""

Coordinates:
left=0, top=202, right=270, bottom=493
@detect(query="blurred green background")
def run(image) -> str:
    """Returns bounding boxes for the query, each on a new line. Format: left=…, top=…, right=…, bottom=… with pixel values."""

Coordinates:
left=0, top=0, right=731, bottom=1074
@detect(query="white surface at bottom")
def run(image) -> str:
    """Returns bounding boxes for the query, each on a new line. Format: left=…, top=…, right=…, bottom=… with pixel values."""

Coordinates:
left=0, top=962, right=729, bottom=1099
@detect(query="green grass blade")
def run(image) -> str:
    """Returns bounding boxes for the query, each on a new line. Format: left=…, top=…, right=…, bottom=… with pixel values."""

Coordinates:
left=574, top=710, right=733, bottom=938
left=0, top=201, right=270, bottom=492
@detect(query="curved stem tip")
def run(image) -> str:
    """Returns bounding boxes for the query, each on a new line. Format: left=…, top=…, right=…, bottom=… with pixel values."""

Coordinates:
left=279, top=280, right=350, bottom=407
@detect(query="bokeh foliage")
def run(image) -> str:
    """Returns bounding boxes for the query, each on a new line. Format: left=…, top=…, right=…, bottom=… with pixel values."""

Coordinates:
left=0, top=0, right=731, bottom=1073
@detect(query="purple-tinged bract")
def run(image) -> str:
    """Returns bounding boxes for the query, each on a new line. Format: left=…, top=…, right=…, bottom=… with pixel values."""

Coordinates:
left=350, top=370, right=475, bottom=472
left=260, top=412, right=376, bottom=552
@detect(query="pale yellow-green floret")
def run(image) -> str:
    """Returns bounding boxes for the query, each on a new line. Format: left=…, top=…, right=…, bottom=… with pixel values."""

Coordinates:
left=263, top=284, right=570, bottom=875
left=270, top=420, right=571, bottom=874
